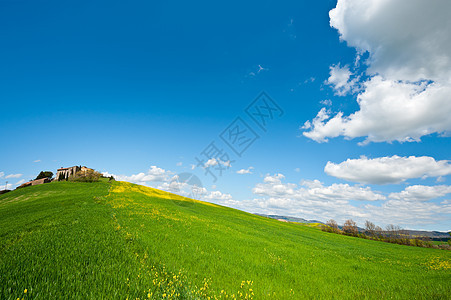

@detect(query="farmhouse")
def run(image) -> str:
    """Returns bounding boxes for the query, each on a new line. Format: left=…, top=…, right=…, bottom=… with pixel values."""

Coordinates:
left=55, top=166, right=79, bottom=181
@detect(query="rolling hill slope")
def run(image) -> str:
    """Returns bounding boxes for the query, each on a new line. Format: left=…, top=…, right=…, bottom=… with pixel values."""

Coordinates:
left=0, top=181, right=450, bottom=299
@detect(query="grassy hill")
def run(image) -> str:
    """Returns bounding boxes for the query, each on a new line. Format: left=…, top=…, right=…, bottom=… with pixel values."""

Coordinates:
left=0, top=181, right=450, bottom=299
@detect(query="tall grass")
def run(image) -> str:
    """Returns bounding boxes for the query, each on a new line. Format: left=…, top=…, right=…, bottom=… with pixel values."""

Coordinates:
left=1, top=181, right=450, bottom=299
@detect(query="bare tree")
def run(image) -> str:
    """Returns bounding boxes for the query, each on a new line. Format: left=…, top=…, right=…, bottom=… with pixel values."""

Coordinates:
left=364, top=220, right=376, bottom=237
left=385, top=224, right=403, bottom=241
left=342, top=219, right=358, bottom=236
left=375, top=226, right=383, bottom=238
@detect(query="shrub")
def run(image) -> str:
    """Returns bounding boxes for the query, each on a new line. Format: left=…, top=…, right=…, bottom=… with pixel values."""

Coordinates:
left=69, top=169, right=102, bottom=182
left=342, top=219, right=358, bottom=236
left=321, top=219, right=340, bottom=234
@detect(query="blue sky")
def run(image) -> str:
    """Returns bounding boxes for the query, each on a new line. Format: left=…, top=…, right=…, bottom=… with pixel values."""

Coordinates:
left=1, top=0, right=450, bottom=231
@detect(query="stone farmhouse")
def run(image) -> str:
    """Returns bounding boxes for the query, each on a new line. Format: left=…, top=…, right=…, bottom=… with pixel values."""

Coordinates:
left=55, top=166, right=94, bottom=181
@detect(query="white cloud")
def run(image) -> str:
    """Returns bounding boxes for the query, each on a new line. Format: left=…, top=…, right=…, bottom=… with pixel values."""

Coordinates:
left=202, top=190, right=233, bottom=202
left=303, top=0, right=451, bottom=144
left=33, top=160, right=41, bottom=163
left=204, top=158, right=231, bottom=169
left=103, top=165, right=172, bottom=185
left=236, top=167, right=254, bottom=175
left=304, top=77, right=315, bottom=84
left=222, top=160, right=232, bottom=168
left=0, top=172, right=4, bottom=178
left=304, top=77, right=451, bottom=144
left=190, top=164, right=196, bottom=170
left=325, top=155, right=451, bottom=184
left=5, top=174, right=22, bottom=179
left=320, top=99, right=332, bottom=106
left=389, top=185, right=451, bottom=202
left=176, top=162, right=183, bottom=167
left=244, top=174, right=451, bottom=229
left=301, top=108, right=344, bottom=142
left=262, top=173, right=285, bottom=184
left=325, top=64, right=359, bottom=96
left=15, top=179, right=26, bottom=186
left=364, top=202, right=450, bottom=225
left=330, top=0, right=451, bottom=82
left=253, top=174, right=385, bottom=202
left=204, top=158, right=218, bottom=168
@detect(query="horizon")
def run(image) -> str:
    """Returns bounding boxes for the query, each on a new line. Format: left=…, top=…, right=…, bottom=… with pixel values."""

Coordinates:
left=1, top=0, right=450, bottom=232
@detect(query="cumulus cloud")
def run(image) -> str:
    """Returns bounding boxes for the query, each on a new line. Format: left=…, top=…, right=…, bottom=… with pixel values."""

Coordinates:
left=388, top=185, right=451, bottom=202
left=204, top=158, right=218, bottom=168
left=103, top=165, right=172, bottom=185
left=202, top=190, right=233, bottom=202
left=330, top=0, right=451, bottom=82
left=5, top=174, right=22, bottom=179
left=303, top=0, right=451, bottom=144
left=325, top=155, right=451, bottom=184
left=253, top=174, right=385, bottom=202
left=203, top=158, right=231, bottom=169
left=263, top=173, right=285, bottom=184
left=244, top=174, right=451, bottom=229
left=304, top=77, right=451, bottom=144
left=236, top=167, right=254, bottom=175
left=325, top=64, right=359, bottom=96
left=320, top=99, right=332, bottom=106
left=364, top=193, right=451, bottom=225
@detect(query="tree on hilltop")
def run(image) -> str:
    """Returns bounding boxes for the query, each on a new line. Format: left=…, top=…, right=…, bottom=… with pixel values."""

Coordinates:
left=35, top=171, right=54, bottom=180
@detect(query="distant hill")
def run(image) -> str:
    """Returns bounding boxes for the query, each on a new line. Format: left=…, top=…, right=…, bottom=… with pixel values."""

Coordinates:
left=1, top=181, right=449, bottom=299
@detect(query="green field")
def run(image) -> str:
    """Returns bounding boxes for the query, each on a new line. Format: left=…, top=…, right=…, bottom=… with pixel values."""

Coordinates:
left=1, top=181, right=450, bottom=299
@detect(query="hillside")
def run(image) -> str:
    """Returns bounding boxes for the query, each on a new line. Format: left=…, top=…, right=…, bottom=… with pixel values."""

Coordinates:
left=0, top=181, right=450, bottom=299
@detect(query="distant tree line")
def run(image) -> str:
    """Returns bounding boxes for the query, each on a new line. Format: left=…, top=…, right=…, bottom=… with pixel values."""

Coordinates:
left=321, top=219, right=450, bottom=250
